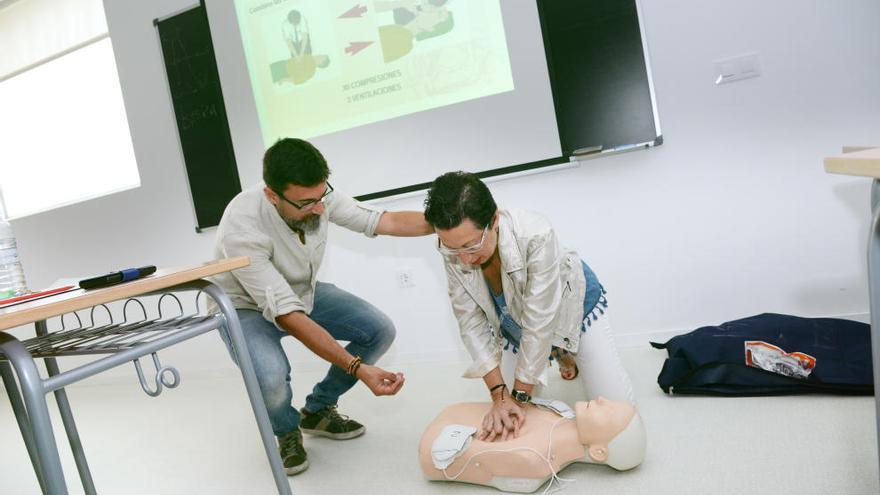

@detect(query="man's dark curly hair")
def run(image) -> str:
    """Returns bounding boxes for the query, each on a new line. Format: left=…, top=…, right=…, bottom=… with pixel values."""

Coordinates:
left=423, top=171, right=497, bottom=230
left=263, top=138, right=330, bottom=192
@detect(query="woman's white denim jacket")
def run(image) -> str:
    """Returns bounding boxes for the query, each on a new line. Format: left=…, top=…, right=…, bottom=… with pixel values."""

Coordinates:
left=443, top=208, right=586, bottom=385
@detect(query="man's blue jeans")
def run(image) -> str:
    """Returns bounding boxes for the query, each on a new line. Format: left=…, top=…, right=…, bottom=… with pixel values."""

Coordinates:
left=220, top=282, right=396, bottom=437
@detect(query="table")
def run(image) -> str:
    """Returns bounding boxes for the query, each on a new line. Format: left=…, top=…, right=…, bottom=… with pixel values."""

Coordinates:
left=0, top=258, right=292, bottom=494
left=824, top=146, right=880, bottom=481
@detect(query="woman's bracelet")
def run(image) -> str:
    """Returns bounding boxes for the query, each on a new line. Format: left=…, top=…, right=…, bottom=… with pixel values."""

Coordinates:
left=489, top=383, right=506, bottom=400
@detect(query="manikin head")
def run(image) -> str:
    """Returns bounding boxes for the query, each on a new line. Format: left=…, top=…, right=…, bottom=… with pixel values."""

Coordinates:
left=576, top=397, right=646, bottom=470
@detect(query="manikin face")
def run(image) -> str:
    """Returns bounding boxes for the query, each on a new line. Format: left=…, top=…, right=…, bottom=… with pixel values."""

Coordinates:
left=434, top=213, right=499, bottom=266
left=263, top=182, right=329, bottom=233
left=575, top=397, right=635, bottom=462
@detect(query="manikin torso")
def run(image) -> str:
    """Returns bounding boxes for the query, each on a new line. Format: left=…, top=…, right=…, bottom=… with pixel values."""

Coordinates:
left=418, top=398, right=645, bottom=493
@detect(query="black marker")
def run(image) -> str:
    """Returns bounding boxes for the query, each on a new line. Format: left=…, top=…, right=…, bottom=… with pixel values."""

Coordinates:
left=79, top=266, right=157, bottom=290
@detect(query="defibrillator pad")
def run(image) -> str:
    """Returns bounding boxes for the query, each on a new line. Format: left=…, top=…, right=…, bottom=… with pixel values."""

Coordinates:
left=531, top=397, right=575, bottom=419
left=431, top=424, right=477, bottom=469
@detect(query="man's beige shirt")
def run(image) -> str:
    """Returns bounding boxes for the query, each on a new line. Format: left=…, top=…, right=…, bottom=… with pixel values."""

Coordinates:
left=211, top=186, right=384, bottom=322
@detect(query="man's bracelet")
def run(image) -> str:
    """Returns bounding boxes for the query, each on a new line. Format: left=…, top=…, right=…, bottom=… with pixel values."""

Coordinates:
left=346, top=356, right=363, bottom=376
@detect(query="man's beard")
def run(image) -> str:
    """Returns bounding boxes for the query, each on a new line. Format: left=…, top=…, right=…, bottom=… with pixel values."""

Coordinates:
left=281, top=210, right=321, bottom=234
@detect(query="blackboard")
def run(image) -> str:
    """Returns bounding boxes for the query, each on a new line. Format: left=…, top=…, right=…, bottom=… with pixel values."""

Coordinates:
left=156, top=3, right=241, bottom=231
left=538, top=0, right=661, bottom=155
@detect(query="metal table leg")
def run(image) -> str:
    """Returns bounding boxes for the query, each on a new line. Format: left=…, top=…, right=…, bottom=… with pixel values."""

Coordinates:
left=868, top=178, right=880, bottom=482
left=1, top=361, right=47, bottom=493
left=0, top=333, right=69, bottom=495
left=202, top=283, right=292, bottom=495
left=35, top=320, right=97, bottom=495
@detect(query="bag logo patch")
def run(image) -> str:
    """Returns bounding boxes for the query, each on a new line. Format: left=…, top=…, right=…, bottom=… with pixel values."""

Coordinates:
left=744, top=341, right=816, bottom=380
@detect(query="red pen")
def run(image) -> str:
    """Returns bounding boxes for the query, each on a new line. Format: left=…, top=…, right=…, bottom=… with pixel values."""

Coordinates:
left=0, top=285, right=78, bottom=308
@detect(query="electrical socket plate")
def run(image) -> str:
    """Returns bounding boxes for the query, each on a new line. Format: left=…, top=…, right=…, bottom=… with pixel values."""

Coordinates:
left=397, top=269, right=415, bottom=289
left=714, top=52, right=761, bottom=85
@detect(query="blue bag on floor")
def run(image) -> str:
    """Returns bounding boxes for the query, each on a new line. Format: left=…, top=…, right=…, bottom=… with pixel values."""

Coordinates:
left=650, top=313, right=874, bottom=396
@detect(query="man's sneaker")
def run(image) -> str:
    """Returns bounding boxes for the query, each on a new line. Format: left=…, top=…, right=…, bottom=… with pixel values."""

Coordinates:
left=299, top=405, right=366, bottom=440
left=278, top=428, right=309, bottom=475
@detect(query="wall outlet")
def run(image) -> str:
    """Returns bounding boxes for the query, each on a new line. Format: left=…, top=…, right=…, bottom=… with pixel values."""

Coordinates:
left=397, top=268, right=415, bottom=289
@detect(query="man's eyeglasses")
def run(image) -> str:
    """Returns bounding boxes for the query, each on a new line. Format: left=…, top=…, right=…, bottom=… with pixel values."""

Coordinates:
left=276, top=182, right=334, bottom=211
left=437, top=225, right=490, bottom=255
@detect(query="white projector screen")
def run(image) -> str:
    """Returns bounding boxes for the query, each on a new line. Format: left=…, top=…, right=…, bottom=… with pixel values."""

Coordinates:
left=225, top=0, right=562, bottom=198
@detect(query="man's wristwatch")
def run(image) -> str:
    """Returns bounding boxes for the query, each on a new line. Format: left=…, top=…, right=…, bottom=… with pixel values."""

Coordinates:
left=511, top=388, right=532, bottom=404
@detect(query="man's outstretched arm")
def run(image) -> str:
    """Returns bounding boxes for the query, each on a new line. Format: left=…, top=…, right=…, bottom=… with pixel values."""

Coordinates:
left=375, top=211, right=433, bottom=237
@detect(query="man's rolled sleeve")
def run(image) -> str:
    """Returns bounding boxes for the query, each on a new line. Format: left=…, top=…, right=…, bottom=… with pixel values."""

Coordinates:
left=220, top=231, right=306, bottom=321
left=326, top=192, right=385, bottom=237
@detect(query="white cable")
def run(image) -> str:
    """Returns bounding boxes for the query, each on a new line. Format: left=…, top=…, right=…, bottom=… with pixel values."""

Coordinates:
left=542, top=418, right=575, bottom=495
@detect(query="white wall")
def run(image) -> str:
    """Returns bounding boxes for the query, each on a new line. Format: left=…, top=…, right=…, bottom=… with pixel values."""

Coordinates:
left=7, top=0, right=880, bottom=377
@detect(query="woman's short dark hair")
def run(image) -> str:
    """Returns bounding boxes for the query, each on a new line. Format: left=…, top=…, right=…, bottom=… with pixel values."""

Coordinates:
left=424, top=171, right=497, bottom=230
left=263, top=138, right=330, bottom=192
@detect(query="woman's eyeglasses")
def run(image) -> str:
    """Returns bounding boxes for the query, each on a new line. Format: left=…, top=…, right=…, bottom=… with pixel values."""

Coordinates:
left=436, top=225, right=489, bottom=255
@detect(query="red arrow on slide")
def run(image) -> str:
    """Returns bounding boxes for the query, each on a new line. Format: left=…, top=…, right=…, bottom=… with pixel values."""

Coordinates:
left=345, top=41, right=373, bottom=56
left=339, top=4, right=368, bottom=18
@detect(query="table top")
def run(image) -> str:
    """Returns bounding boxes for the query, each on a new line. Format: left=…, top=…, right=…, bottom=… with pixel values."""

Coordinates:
left=0, top=257, right=249, bottom=332
left=824, top=147, right=880, bottom=178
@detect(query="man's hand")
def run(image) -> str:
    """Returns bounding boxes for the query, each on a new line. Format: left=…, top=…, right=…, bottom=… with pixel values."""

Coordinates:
left=356, top=364, right=405, bottom=396
left=276, top=312, right=404, bottom=396
left=478, top=392, right=526, bottom=442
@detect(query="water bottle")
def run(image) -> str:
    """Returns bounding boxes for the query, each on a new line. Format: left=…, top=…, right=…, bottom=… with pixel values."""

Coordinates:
left=0, top=217, right=28, bottom=299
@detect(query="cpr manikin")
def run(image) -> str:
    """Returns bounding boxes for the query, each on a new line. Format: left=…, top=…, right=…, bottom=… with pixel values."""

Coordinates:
left=418, top=398, right=645, bottom=493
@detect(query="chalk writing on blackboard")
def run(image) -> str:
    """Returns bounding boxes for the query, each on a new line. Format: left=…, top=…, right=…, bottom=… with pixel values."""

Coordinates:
left=180, top=103, right=219, bottom=130
left=156, top=5, right=241, bottom=230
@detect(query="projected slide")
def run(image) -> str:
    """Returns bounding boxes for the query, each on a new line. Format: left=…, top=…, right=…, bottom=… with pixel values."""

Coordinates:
left=234, top=0, right=514, bottom=143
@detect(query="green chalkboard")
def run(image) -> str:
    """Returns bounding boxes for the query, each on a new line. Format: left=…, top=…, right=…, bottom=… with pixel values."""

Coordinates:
left=156, top=3, right=241, bottom=231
